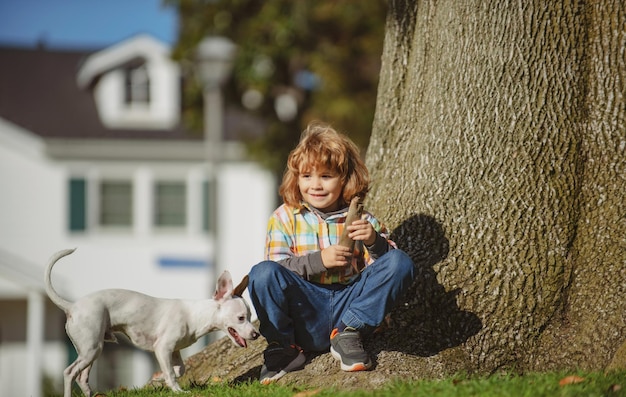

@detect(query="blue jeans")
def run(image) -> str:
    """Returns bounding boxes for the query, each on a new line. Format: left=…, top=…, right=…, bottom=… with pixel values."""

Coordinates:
left=248, top=249, right=415, bottom=352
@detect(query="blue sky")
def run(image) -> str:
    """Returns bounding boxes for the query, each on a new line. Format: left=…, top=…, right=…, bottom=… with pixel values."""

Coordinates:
left=0, top=0, right=177, bottom=49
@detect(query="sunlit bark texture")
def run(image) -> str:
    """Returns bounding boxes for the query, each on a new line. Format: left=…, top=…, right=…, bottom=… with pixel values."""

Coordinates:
left=366, top=0, right=625, bottom=374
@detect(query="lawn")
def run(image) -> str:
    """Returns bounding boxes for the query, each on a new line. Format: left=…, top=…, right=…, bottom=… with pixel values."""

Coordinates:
left=69, top=370, right=625, bottom=397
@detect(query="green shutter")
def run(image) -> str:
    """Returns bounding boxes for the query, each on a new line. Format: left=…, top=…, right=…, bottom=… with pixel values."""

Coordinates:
left=68, top=178, right=86, bottom=231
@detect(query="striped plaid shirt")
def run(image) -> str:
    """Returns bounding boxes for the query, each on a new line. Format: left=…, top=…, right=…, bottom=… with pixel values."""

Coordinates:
left=265, top=202, right=396, bottom=284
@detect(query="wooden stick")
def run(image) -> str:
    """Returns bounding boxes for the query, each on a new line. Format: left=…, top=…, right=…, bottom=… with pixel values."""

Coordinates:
left=338, top=196, right=364, bottom=249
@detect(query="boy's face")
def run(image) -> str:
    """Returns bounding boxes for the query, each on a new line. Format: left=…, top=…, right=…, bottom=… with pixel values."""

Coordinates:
left=298, top=167, right=343, bottom=212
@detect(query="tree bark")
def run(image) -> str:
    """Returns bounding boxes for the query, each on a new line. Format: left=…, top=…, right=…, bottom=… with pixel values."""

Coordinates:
left=366, top=0, right=625, bottom=374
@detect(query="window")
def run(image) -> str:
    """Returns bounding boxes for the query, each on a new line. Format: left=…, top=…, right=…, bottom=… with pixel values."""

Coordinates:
left=67, top=175, right=200, bottom=233
left=154, top=181, right=186, bottom=227
left=124, top=64, right=150, bottom=105
left=100, top=181, right=133, bottom=227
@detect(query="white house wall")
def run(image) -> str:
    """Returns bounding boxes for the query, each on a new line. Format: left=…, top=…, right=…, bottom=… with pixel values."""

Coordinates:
left=0, top=118, right=65, bottom=268
left=216, top=163, right=275, bottom=293
left=54, top=159, right=275, bottom=301
left=59, top=160, right=214, bottom=300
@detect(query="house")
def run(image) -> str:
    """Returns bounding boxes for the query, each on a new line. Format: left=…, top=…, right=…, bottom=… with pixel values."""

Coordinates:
left=0, top=35, right=276, bottom=397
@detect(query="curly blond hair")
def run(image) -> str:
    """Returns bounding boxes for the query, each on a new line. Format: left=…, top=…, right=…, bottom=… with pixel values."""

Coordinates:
left=279, top=121, right=369, bottom=208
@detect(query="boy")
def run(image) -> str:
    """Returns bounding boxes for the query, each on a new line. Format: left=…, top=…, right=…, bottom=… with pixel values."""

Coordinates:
left=248, top=122, right=415, bottom=384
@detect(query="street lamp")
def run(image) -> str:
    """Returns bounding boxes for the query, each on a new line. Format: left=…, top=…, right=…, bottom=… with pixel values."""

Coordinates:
left=194, top=36, right=236, bottom=291
left=195, top=35, right=237, bottom=165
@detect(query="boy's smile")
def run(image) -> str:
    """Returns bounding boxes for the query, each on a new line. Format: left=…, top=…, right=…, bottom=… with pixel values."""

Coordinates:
left=298, top=168, right=343, bottom=212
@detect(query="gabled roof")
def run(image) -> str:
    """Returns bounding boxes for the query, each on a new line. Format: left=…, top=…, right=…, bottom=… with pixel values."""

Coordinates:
left=0, top=39, right=264, bottom=143
left=0, top=43, right=194, bottom=140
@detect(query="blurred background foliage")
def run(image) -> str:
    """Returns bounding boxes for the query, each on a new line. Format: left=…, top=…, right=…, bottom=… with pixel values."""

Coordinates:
left=166, top=0, right=387, bottom=174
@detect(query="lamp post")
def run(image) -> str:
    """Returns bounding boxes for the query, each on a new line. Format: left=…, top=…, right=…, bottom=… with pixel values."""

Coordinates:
left=195, top=36, right=236, bottom=292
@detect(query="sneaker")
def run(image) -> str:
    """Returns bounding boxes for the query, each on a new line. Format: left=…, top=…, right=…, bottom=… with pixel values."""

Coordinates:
left=330, top=327, right=372, bottom=371
left=259, top=342, right=306, bottom=385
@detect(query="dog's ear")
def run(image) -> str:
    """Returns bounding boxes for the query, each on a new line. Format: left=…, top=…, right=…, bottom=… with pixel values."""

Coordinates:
left=214, top=271, right=234, bottom=300
left=232, top=275, right=249, bottom=297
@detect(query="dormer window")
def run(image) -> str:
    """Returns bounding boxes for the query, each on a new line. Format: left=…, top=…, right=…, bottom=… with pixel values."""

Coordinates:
left=124, top=64, right=150, bottom=105
left=77, top=35, right=181, bottom=129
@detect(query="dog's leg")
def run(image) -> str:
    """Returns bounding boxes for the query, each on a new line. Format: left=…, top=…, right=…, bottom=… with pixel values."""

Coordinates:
left=63, top=316, right=104, bottom=396
left=154, top=346, right=184, bottom=392
left=149, top=351, right=184, bottom=383
left=63, top=358, right=94, bottom=397
left=76, top=363, right=93, bottom=396
left=63, top=361, right=78, bottom=397
left=172, top=350, right=185, bottom=378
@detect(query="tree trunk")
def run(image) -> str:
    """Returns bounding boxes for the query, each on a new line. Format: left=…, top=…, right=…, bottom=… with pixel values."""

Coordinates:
left=366, top=0, right=625, bottom=375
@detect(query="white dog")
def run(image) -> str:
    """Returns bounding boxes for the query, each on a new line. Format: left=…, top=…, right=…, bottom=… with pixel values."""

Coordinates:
left=44, top=248, right=259, bottom=396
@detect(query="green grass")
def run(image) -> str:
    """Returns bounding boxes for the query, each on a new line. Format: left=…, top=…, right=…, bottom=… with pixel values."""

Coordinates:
left=81, top=370, right=625, bottom=397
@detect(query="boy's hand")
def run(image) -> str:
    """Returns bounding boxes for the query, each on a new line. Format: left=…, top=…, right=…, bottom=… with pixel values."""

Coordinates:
left=321, top=245, right=353, bottom=268
left=347, top=219, right=376, bottom=246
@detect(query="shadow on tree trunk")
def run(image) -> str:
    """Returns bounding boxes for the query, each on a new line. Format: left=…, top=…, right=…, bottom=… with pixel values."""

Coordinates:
left=365, top=214, right=482, bottom=357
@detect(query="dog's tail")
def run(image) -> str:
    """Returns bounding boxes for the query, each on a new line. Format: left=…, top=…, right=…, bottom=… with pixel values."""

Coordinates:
left=44, top=248, right=76, bottom=312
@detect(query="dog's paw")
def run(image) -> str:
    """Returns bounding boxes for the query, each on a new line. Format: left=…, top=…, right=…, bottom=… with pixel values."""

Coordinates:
left=150, top=370, right=165, bottom=382
left=170, top=384, right=188, bottom=393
